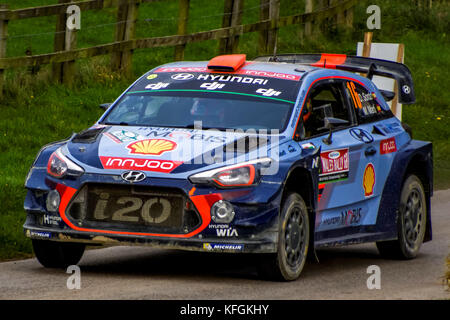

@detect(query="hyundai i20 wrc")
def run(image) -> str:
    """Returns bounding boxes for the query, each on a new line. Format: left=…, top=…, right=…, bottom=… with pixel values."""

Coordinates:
left=24, top=53, right=433, bottom=281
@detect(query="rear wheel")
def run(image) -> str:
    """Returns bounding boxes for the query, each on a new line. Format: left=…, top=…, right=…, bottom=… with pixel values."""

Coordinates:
left=376, top=175, right=427, bottom=259
left=32, top=239, right=85, bottom=268
left=258, top=192, right=310, bottom=281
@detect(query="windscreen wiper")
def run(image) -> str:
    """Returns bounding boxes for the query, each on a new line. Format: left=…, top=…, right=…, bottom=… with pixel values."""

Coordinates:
left=103, top=121, right=130, bottom=126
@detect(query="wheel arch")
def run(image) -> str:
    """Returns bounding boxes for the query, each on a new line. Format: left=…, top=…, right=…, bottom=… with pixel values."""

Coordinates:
left=281, top=164, right=319, bottom=254
left=402, top=152, right=433, bottom=242
left=377, top=140, right=433, bottom=243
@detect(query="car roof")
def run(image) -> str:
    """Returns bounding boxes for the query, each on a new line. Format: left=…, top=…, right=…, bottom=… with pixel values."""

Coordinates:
left=149, top=57, right=374, bottom=89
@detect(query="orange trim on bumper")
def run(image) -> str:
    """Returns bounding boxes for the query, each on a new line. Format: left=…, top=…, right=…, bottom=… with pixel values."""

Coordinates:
left=56, top=183, right=221, bottom=239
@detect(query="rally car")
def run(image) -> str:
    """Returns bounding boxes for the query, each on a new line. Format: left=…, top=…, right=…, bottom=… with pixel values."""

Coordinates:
left=24, top=53, right=433, bottom=281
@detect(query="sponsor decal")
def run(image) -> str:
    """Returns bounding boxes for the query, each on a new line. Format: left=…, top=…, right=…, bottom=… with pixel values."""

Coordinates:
left=347, top=81, right=362, bottom=109
left=255, top=88, right=281, bottom=97
left=319, top=148, right=349, bottom=183
left=127, top=139, right=177, bottom=155
left=100, top=156, right=182, bottom=173
left=329, top=151, right=340, bottom=159
left=242, top=70, right=301, bottom=81
left=29, top=230, right=52, bottom=239
left=350, top=128, right=374, bottom=143
left=312, top=156, right=320, bottom=169
left=92, top=195, right=173, bottom=225
left=215, top=228, right=239, bottom=237
left=171, top=73, right=195, bottom=80
left=156, top=67, right=206, bottom=73
left=357, top=91, right=379, bottom=115
left=208, top=224, right=230, bottom=229
left=363, top=163, right=376, bottom=197
left=197, top=74, right=268, bottom=85
left=203, top=243, right=244, bottom=251
left=347, top=82, right=381, bottom=116
left=402, top=85, right=411, bottom=94
left=145, top=82, right=170, bottom=90
left=301, top=142, right=315, bottom=150
left=153, top=67, right=301, bottom=81
left=380, top=137, right=397, bottom=154
left=146, top=74, right=157, bottom=80
left=200, top=82, right=225, bottom=90
left=320, top=207, right=363, bottom=227
left=43, top=215, right=62, bottom=226
left=142, top=128, right=227, bottom=143
left=168, top=131, right=192, bottom=139
left=290, top=104, right=301, bottom=128
left=318, top=183, right=325, bottom=202
left=104, top=130, right=145, bottom=143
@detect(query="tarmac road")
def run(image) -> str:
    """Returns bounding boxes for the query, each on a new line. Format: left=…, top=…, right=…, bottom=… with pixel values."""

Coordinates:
left=0, top=190, right=448, bottom=300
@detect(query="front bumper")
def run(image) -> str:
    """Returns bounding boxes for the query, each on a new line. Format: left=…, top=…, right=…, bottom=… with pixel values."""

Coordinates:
left=24, top=170, right=283, bottom=253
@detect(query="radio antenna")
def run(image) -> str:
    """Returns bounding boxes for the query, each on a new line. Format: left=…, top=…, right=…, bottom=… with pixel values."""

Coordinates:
left=271, top=36, right=279, bottom=62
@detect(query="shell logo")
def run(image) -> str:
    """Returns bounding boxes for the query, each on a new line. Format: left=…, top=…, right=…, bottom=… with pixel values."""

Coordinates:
left=127, top=139, right=177, bottom=156
left=363, top=163, right=376, bottom=197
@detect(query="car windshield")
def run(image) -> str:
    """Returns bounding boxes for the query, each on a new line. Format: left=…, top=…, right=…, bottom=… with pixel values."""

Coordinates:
left=101, top=69, right=303, bottom=131
left=103, top=92, right=295, bottom=131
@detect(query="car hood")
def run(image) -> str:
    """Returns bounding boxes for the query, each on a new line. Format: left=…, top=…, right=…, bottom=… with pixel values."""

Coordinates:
left=66, top=125, right=287, bottom=175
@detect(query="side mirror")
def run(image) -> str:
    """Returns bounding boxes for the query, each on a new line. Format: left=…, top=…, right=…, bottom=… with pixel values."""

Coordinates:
left=322, top=117, right=350, bottom=145
left=99, top=103, right=112, bottom=111
left=324, top=117, right=349, bottom=129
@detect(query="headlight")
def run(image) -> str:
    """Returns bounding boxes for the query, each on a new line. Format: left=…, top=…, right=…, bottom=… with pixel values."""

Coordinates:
left=189, top=158, right=271, bottom=188
left=47, top=147, right=84, bottom=178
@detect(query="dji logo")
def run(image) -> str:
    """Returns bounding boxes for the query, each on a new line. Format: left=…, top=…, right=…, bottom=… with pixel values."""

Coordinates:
left=200, top=82, right=226, bottom=90
left=145, top=82, right=170, bottom=90
left=256, top=88, right=281, bottom=97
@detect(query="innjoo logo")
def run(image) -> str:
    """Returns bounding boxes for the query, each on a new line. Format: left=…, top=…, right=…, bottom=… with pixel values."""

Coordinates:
left=100, top=156, right=183, bottom=173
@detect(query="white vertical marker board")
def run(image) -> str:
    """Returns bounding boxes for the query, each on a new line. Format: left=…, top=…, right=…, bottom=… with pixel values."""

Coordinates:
left=357, top=42, right=404, bottom=120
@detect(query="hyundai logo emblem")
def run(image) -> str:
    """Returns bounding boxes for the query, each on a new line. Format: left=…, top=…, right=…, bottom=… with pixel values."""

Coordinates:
left=350, top=128, right=374, bottom=144
left=121, top=171, right=146, bottom=183
left=171, top=73, right=194, bottom=81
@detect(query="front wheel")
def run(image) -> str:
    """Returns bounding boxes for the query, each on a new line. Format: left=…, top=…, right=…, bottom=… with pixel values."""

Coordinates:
left=32, top=239, right=85, bottom=268
left=258, top=192, right=310, bottom=281
left=376, top=175, right=427, bottom=259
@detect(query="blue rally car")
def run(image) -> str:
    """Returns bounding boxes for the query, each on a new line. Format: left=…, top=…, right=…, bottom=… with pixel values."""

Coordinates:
left=24, top=53, right=433, bottom=281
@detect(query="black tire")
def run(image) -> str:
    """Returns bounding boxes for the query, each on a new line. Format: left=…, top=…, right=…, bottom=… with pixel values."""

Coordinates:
left=32, top=239, right=85, bottom=268
left=258, top=192, right=310, bottom=281
left=376, top=175, right=427, bottom=259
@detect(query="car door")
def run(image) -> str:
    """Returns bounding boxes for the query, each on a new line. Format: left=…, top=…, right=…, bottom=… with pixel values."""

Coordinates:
left=344, top=79, right=404, bottom=230
left=297, top=78, right=382, bottom=238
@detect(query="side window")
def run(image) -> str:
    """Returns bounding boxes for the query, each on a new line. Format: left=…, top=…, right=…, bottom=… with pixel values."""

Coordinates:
left=345, top=81, right=393, bottom=124
left=302, top=82, right=352, bottom=138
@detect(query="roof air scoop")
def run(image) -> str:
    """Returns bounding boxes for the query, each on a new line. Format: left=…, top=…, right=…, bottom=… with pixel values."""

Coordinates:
left=207, top=54, right=246, bottom=72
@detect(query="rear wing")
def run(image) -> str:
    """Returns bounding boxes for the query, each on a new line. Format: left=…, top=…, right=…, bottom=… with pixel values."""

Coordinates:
left=253, top=53, right=415, bottom=104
